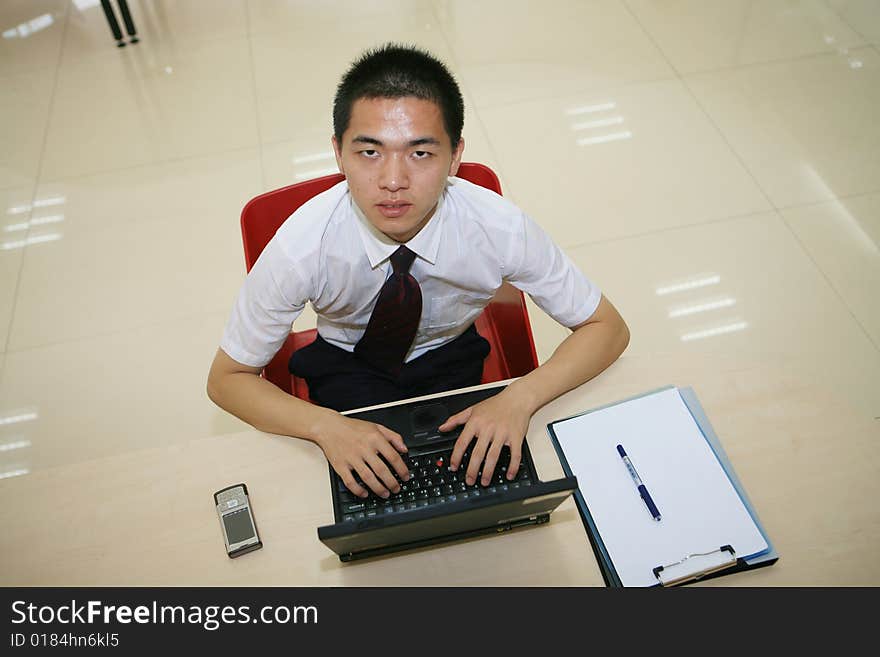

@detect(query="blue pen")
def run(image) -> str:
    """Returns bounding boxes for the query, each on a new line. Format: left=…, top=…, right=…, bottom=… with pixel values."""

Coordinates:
left=616, top=444, right=661, bottom=521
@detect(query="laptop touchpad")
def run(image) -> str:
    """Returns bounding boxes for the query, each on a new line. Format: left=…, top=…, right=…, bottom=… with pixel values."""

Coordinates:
left=410, top=403, right=450, bottom=444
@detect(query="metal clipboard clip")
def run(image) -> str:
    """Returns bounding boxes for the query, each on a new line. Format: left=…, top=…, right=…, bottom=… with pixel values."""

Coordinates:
left=653, top=545, right=737, bottom=587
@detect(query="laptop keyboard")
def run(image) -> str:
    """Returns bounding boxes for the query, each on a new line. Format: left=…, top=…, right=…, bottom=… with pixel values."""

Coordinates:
left=337, top=444, right=533, bottom=523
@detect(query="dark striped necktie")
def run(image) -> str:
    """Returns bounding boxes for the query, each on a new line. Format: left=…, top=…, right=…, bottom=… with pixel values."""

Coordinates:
left=354, top=245, right=423, bottom=376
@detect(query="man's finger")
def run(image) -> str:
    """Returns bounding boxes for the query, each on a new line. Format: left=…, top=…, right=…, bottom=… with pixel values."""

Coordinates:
left=340, top=471, right=368, bottom=499
left=507, top=441, right=523, bottom=481
left=354, top=461, right=390, bottom=499
left=366, top=453, right=400, bottom=494
left=481, top=439, right=505, bottom=487
left=450, top=423, right=476, bottom=471
left=439, top=407, right=471, bottom=432
left=375, top=423, right=408, bottom=453
left=376, top=441, right=410, bottom=483
left=466, top=434, right=491, bottom=486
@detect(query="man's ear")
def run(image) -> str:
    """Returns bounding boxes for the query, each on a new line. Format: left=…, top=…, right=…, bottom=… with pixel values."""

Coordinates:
left=448, top=137, right=465, bottom=177
left=331, top=135, right=345, bottom=176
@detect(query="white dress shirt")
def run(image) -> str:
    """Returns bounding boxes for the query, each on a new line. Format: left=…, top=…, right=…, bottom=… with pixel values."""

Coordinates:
left=220, top=177, right=601, bottom=368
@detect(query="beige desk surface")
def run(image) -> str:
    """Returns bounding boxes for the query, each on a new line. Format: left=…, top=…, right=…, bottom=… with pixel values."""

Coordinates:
left=2, top=353, right=878, bottom=586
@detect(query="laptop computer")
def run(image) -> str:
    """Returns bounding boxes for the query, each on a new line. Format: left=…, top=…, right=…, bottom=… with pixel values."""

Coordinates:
left=317, top=383, right=578, bottom=561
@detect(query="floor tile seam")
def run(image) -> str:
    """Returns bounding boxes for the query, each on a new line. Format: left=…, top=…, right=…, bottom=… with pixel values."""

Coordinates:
left=0, top=181, right=35, bottom=194
left=465, top=107, right=511, bottom=196
left=680, top=58, right=879, bottom=350
left=244, top=3, right=439, bottom=40
left=15, top=204, right=250, bottom=237
left=465, top=39, right=871, bottom=119
left=0, top=1, right=71, bottom=79
left=822, top=0, right=877, bottom=45
left=620, top=0, right=684, bottom=80
left=624, top=0, right=874, bottom=77
left=0, top=59, right=64, bottom=89
left=777, top=213, right=880, bottom=356
left=774, top=188, right=880, bottom=214
left=623, top=0, right=792, bottom=215
left=33, top=143, right=261, bottom=187
left=258, top=134, right=339, bottom=156
left=565, top=199, right=872, bottom=356
left=55, top=20, right=254, bottom=75
left=258, top=134, right=301, bottom=151
left=452, top=24, right=874, bottom=117
left=560, top=206, right=793, bottom=251
left=3, top=309, right=230, bottom=358
left=1, top=6, right=71, bottom=356
left=677, top=72, right=779, bottom=208
left=0, top=435, right=214, bottom=483
left=453, top=0, right=680, bottom=108
left=429, top=2, right=513, bottom=191
left=243, top=1, right=267, bottom=193
left=679, top=43, right=878, bottom=80
left=467, top=71, right=681, bottom=115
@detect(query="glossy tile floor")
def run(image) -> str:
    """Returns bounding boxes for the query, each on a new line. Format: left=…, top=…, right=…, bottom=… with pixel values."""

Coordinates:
left=0, top=2, right=878, bottom=492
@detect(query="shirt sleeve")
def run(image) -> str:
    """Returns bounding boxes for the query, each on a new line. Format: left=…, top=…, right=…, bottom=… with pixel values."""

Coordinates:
left=219, top=238, right=310, bottom=368
left=504, top=211, right=602, bottom=328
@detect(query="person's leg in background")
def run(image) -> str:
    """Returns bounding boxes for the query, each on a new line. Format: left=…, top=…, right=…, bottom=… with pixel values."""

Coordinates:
left=99, top=0, right=126, bottom=48
left=116, top=0, right=139, bottom=44
left=100, top=0, right=139, bottom=47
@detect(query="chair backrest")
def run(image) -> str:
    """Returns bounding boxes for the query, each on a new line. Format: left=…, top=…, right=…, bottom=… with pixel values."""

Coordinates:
left=239, top=162, right=539, bottom=393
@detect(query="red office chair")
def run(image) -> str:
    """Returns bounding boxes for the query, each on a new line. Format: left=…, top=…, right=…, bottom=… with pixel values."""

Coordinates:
left=239, top=162, right=539, bottom=400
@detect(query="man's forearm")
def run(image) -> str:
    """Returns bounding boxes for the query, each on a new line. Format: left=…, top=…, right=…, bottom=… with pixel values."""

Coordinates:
left=207, top=372, right=336, bottom=443
left=507, top=314, right=630, bottom=416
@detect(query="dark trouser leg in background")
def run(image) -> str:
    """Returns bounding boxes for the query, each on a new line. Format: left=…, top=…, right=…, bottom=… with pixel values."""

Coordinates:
left=116, top=0, right=139, bottom=43
left=100, top=0, right=126, bottom=48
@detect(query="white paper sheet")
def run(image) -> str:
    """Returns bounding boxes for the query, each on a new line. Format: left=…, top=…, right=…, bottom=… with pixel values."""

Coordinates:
left=551, top=388, right=768, bottom=587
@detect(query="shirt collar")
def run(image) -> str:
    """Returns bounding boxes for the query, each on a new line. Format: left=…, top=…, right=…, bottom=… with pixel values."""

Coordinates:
left=351, top=184, right=446, bottom=269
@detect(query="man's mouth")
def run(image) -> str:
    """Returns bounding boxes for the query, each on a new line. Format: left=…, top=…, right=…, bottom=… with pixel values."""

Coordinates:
left=376, top=202, right=412, bottom=218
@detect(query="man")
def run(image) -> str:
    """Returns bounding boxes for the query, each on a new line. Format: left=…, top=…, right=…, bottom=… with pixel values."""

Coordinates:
left=207, top=44, right=629, bottom=503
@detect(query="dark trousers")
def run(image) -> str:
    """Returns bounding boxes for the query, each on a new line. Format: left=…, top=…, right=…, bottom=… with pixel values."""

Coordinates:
left=289, top=324, right=490, bottom=412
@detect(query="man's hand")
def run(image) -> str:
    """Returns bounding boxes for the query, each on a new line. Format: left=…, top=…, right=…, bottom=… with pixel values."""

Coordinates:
left=440, top=386, right=535, bottom=486
left=315, top=415, right=411, bottom=499
left=439, top=295, right=629, bottom=486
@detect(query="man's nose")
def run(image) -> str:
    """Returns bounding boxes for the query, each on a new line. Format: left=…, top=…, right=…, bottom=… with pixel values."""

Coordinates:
left=379, top=154, right=409, bottom=191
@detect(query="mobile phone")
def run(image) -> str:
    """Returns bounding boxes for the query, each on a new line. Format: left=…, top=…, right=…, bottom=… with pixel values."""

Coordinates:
left=214, top=483, right=262, bottom=558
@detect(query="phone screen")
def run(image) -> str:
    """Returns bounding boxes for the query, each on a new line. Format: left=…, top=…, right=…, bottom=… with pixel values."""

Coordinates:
left=223, top=507, right=256, bottom=544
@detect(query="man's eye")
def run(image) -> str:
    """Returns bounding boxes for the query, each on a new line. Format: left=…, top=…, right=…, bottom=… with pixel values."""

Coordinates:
left=360, top=150, right=378, bottom=157
left=413, top=151, right=432, bottom=159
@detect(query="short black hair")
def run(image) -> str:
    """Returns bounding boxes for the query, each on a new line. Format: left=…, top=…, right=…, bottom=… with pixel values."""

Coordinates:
left=333, top=43, right=464, bottom=148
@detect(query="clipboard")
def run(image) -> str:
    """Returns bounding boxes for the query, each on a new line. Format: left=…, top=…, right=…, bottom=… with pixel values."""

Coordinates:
left=546, top=386, right=778, bottom=587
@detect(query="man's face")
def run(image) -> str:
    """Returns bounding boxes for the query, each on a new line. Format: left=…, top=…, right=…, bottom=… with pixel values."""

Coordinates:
left=332, top=96, right=464, bottom=243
